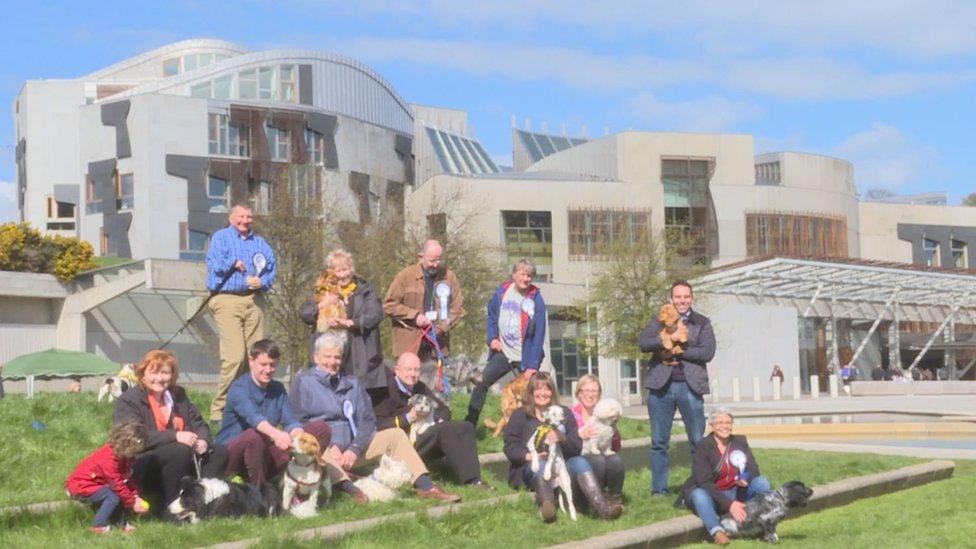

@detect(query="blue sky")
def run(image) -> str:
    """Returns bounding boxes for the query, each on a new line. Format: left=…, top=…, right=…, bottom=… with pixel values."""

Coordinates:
left=2, top=0, right=975, bottom=221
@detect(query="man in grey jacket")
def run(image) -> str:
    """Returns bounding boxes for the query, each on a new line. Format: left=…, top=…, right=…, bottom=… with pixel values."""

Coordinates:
left=639, top=280, right=716, bottom=496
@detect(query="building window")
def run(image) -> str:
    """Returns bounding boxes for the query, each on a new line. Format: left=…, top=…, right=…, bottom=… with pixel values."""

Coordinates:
left=745, top=212, right=848, bottom=258
left=924, top=238, right=940, bottom=267
left=100, top=229, right=116, bottom=256
left=952, top=240, right=967, bottom=268
left=249, top=180, right=271, bottom=215
left=115, top=173, right=134, bottom=211
left=305, top=129, right=324, bottom=164
left=208, top=114, right=249, bottom=156
left=45, top=196, right=76, bottom=231
left=662, top=158, right=713, bottom=261
left=207, top=175, right=230, bottom=213
left=162, top=57, right=180, bottom=77
left=213, top=75, right=232, bottom=100
left=258, top=67, right=274, bottom=99
left=85, top=174, right=102, bottom=214
left=501, top=210, right=552, bottom=282
left=755, top=161, right=782, bottom=185
left=179, top=222, right=208, bottom=260
left=190, top=81, right=212, bottom=99
left=266, top=124, right=291, bottom=161
left=238, top=69, right=257, bottom=99
left=279, top=65, right=297, bottom=102
left=568, top=208, right=651, bottom=258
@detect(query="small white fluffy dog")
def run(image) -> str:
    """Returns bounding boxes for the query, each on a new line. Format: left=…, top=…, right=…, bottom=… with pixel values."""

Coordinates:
left=528, top=406, right=577, bottom=521
left=352, top=455, right=413, bottom=503
left=281, top=433, right=329, bottom=518
left=581, top=398, right=623, bottom=457
left=407, top=394, right=437, bottom=444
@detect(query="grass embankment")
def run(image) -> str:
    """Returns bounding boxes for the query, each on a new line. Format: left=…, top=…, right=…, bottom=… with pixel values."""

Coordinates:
left=1, top=391, right=951, bottom=548
left=0, top=391, right=648, bottom=507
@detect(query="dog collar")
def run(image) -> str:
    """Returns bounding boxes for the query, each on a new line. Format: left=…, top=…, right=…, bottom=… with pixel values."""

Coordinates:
left=286, top=468, right=321, bottom=488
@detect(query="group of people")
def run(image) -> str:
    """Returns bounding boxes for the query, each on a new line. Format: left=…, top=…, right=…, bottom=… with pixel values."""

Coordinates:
left=66, top=204, right=770, bottom=544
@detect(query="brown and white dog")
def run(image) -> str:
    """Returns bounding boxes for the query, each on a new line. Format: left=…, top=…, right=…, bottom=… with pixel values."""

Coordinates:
left=281, top=432, right=328, bottom=518
left=484, top=375, right=530, bottom=438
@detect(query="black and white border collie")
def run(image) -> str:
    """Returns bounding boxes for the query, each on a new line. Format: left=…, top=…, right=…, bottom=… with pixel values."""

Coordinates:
left=168, top=476, right=280, bottom=523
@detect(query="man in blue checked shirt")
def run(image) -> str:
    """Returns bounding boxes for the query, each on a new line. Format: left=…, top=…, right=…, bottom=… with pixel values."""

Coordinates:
left=206, top=204, right=277, bottom=422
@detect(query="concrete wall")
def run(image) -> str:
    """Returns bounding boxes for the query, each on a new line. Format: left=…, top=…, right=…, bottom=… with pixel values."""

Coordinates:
left=859, top=202, right=976, bottom=264
left=705, top=296, right=801, bottom=400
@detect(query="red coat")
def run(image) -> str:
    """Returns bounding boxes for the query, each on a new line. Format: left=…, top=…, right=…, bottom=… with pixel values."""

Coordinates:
left=65, top=444, right=139, bottom=508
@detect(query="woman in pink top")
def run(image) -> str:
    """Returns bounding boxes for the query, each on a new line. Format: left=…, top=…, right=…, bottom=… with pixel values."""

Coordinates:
left=572, top=374, right=624, bottom=506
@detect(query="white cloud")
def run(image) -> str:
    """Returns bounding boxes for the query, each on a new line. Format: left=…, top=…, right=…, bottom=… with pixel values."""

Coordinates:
left=338, top=37, right=710, bottom=92
left=625, top=93, right=763, bottom=132
left=724, top=58, right=975, bottom=100
left=0, top=179, right=19, bottom=223
left=832, top=123, right=939, bottom=191
left=326, top=0, right=976, bottom=59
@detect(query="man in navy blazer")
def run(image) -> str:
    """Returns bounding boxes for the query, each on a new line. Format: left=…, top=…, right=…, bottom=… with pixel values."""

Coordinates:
left=639, top=280, right=716, bottom=495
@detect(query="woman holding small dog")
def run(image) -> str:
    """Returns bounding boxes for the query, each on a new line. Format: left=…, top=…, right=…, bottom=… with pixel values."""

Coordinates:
left=113, top=350, right=229, bottom=518
left=300, top=249, right=386, bottom=390
left=503, top=372, right=622, bottom=522
left=572, top=374, right=625, bottom=508
left=681, top=408, right=772, bottom=546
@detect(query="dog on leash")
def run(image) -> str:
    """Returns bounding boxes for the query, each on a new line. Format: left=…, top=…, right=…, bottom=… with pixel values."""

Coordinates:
left=352, top=455, right=413, bottom=503
left=281, top=432, right=329, bottom=518
left=168, top=477, right=279, bottom=523
left=528, top=406, right=577, bottom=521
left=484, top=375, right=529, bottom=438
left=719, top=480, right=814, bottom=543
left=658, top=303, right=687, bottom=360
left=407, top=394, right=438, bottom=444
left=581, top=398, right=622, bottom=457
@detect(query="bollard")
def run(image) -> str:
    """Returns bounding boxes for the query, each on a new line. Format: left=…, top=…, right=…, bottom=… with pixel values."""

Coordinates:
left=732, top=377, right=741, bottom=402
left=828, top=374, right=839, bottom=398
left=773, top=380, right=782, bottom=401
left=792, top=376, right=801, bottom=400
left=752, top=377, right=762, bottom=402
left=711, top=378, right=720, bottom=403
left=810, top=375, right=820, bottom=398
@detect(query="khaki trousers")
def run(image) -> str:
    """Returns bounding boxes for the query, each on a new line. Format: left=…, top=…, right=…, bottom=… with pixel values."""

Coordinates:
left=324, top=428, right=428, bottom=485
left=209, top=292, right=264, bottom=421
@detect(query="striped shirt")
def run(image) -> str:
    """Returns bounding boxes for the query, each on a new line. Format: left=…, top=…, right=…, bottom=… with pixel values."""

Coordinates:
left=205, top=225, right=277, bottom=293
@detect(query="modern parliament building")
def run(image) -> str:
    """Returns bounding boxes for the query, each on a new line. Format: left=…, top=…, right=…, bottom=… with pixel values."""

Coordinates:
left=11, top=39, right=976, bottom=397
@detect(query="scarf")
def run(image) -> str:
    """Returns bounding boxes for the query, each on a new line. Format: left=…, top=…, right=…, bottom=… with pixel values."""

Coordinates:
left=147, top=389, right=185, bottom=432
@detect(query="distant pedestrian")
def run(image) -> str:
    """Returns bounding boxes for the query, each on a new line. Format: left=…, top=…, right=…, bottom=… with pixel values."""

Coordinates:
left=871, top=364, right=886, bottom=381
left=205, top=204, right=276, bottom=422
left=769, top=365, right=784, bottom=388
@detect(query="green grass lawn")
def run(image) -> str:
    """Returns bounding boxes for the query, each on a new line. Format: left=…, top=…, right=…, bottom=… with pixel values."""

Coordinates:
left=1, top=391, right=955, bottom=548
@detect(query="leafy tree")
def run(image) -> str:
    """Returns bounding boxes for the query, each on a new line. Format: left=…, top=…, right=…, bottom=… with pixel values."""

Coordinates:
left=963, top=193, right=976, bottom=207
left=574, top=229, right=709, bottom=360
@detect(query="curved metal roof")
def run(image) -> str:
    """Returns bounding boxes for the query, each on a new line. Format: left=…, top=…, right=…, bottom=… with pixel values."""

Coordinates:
left=84, top=39, right=249, bottom=79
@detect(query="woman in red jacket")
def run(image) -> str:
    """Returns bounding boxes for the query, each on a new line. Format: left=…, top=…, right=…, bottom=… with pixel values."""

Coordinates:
left=66, top=421, right=150, bottom=533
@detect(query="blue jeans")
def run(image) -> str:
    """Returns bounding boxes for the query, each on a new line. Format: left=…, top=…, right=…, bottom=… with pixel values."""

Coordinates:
left=82, top=486, right=124, bottom=527
left=520, top=455, right=592, bottom=488
left=647, top=381, right=706, bottom=494
left=690, top=476, right=772, bottom=535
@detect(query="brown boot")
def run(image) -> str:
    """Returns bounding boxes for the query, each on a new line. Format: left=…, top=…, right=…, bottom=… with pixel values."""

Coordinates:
left=713, top=530, right=731, bottom=545
left=576, top=471, right=622, bottom=520
left=532, top=474, right=557, bottom=523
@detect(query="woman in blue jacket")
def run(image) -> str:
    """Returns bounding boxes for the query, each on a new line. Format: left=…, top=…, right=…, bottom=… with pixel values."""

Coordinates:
left=465, top=259, right=548, bottom=427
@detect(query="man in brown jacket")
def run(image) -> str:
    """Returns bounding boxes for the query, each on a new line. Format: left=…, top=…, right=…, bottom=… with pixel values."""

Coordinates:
left=383, top=240, right=465, bottom=375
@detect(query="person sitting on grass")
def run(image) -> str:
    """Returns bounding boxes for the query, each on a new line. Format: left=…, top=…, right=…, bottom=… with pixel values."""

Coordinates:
left=571, top=374, right=624, bottom=508
left=503, top=371, right=622, bottom=522
left=290, top=331, right=460, bottom=503
left=215, top=339, right=332, bottom=486
left=66, top=421, right=151, bottom=534
left=680, top=407, right=771, bottom=546
left=113, top=349, right=228, bottom=518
